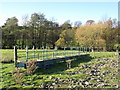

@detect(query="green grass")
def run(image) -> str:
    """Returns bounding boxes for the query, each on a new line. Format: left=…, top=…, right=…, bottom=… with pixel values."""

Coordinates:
left=1, top=49, right=118, bottom=88
left=89, top=52, right=116, bottom=59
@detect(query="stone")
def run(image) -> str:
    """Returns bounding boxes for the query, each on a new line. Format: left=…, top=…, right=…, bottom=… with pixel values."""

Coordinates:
left=71, top=72, right=75, bottom=75
left=69, top=86, right=72, bottom=88
left=79, top=79, right=85, bottom=82
left=82, top=64, right=88, bottom=69
left=57, top=85, right=61, bottom=87
left=72, top=80, right=76, bottom=84
left=85, top=81, right=89, bottom=85
left=75, top=86, right=81, bottom=88
left=41, top=82, right=47, bottom=88
left=50, top=86, right=54, bottom=88
left=52, top=83, right=56, bottom=85
left=23, top=84, right=29, bottom=86
left=49, top=76, right=54, bottom=79
left=76, top=82, right=79, bottom=85
left=90, top=70, right=95, bottom=73
left=87, top=77, right=91, bottom=80
left=81, top=82, right=86, bottom=86
left=73, top=86, right=76, bottom=88
left=97, top=79, right=100, bottom=82
left=32, top=84, right=34, bottom=86
left=75, top=71, right=79, bottom=74
left=57, top=77, right=61, bottom=80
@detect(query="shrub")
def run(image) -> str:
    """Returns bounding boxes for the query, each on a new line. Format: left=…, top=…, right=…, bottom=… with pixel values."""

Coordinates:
left=26, top=60, right=37, bottom=75
left=12, top=68, right=26, bottom=85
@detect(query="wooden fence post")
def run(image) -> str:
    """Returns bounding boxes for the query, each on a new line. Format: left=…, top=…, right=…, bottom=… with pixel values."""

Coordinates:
left=33, top=46, right=35, bottom=59
left=85, top=47, right=87, bottom=54
left=70, top=47, right=73, bottom=56
left=55, top=46, right=58, bottom=58
left=14, top=45, right=17, bottom=67
left=46, top=46, right=48, bottom=59
left=88, top=47, right=90, bottom=53
left=82, top=47, right=83, bottom=52
left=26, top=46, right=28, bottom=62
left=42, top=46, right=44, bottom=60
left=64, top=47, right=66, bottom=56
left=79, top=47, right=80, bottom=55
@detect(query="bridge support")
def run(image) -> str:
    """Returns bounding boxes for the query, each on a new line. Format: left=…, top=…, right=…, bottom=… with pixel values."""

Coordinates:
left=14, top=45, right=17, bottom=67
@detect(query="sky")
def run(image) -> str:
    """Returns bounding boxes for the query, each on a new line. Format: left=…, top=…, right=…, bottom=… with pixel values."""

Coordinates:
left=0, top=1, right=118, bottom=26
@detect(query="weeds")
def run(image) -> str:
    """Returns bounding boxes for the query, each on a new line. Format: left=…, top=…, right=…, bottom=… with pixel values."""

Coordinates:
left=26, top=60, right=37, bottom=75
left=12, top=60, right=37, bottom=85
left=12, top=68, right=25, bottom=85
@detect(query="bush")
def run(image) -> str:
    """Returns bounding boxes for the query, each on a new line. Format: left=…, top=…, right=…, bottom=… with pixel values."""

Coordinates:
left=26, top=60, right=37, bottom=75
left=12, top=68, right=26, bottom=85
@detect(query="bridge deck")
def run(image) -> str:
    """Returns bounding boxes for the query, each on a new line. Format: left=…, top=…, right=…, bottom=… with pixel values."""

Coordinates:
left=16, top=54, right=89, bottom=68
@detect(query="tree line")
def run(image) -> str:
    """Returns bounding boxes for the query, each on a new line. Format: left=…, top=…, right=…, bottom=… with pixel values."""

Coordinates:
left=1, top=12, right=120, bottom=51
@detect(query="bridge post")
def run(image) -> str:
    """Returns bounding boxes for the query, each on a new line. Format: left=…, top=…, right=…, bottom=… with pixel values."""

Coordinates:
left=85, top=47, right=87, bottom=54
left=52, top=47, right=54, bottom=58
left=79, top=47, right=81, bottom=55
left=55, top=46, right=58, bottom=58
left=81, top=47, right=83, bottom=52
left=38, top=53, right=39, bottom=59
left=84, top=47, right=86, bottom=53
left=88, top=47, right=90, bottom=53
left=64, top=47, right=66, bottom=56
left=42, top=46, right=44, bottom=60
left=26, top=46, right=28, bottom=62
left=14, top=45, right=17, bottom=67
left=77, top=47, right=79, bottom=55
left=70, top=47, right=73, bottom=56
left=33, top=46, right=35, bottom=59
left=46, top=46, right=48, bottom=59
left=44, top=46, right=46, bottom=59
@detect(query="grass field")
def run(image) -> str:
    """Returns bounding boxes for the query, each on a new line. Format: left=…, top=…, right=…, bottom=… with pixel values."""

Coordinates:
left=1, top=49, right=118, bottom=88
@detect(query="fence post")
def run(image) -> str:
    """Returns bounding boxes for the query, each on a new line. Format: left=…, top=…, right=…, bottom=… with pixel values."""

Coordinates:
left=70, top=47, right=73, bottom=56
left=52, top=48, right=54, bottom=58
left=55, top=46, right=58, bottom=58
left=14, top=45, right=17, bottom=67
left=38, top=53, right=39, bottom=59
left=83, top=47, right=85, bottom=53
left=77, top=47, right=79, bottom=55
left=26, top=46, right=28, bottom=62
left=89, top=47, right=90, bottom=53
left=79, top=47, right=80, bottom=55
left=64, top=47, right=66, bottom=56
left=46, top=46, right=48, bottom=59
left=33, top=46, right=35, bottom=59
left=42, top=46, right=44, bottom=60
left=81, top=47, right=83, bottom=52
left=86, top=47, right=88, bottom=54
left=85, top=47, right=87, bottom=54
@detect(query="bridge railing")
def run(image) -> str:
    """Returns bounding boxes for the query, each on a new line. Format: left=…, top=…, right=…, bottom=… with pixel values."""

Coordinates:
left=14, top=45, right=91, bottom=66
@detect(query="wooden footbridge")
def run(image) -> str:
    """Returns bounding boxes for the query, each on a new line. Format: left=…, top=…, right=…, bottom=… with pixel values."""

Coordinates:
left=14, top=46, right=90, bottom=69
